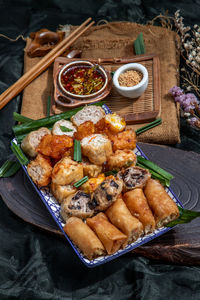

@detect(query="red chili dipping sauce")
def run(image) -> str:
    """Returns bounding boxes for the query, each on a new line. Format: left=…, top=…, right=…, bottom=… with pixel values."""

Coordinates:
left=61, top=65, right=105, bottom=95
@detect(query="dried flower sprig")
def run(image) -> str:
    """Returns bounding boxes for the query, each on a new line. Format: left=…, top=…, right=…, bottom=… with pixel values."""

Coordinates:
left=169, top=86, right=200, bottom=129
left=174, top=10, right=200, bottom=97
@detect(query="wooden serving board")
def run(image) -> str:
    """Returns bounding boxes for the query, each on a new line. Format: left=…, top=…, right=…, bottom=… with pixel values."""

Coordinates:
left=52, top=54, right=161, bottom=124
left=1, top=143, right=200, bottom=265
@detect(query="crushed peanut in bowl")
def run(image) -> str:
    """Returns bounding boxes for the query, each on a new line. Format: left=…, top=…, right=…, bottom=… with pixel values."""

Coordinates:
left=118, top=69, right=143, bottom=87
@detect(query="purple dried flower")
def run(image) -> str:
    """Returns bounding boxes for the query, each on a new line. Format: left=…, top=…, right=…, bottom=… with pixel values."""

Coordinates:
left=185, top=93, right=198, bottom=104
left=184, top=104, right=195, bottom=112
left=187, top=117, right=198, bottom=127
left=169, top=86, right=184, bottom=97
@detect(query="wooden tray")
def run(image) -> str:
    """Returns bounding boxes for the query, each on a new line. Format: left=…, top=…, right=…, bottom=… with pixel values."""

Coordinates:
left=1, top=143, right=200, bottom=265
left=52, top=54, right=161, bottom=124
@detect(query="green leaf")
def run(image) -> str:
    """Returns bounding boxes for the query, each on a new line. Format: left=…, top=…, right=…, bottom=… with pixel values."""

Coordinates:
left=0, top=160, right=21, bottom=177
left=60, top=125, right=73, bottom=132
left=137, top=156, right=174, bottom=181
left=12, top=102, right=105, bottom=136
left=13, top=112, right=33, bottom=123
left=11, top=141, right=29, bottom=165
left=165, top=206, right=200, bottom=227
left=134, top=32, right=146, bottom=55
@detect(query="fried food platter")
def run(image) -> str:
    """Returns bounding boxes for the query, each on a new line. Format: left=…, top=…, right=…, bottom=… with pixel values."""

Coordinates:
left=8, top=104, right=183, bottom=267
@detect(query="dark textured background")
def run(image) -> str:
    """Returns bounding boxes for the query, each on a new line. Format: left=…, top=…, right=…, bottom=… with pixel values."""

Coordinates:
left=0, top=1, right=200, bottom=299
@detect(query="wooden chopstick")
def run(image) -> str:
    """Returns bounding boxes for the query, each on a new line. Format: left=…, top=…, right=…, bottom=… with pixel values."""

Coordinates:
left=0, top=18, right=94, bottom=110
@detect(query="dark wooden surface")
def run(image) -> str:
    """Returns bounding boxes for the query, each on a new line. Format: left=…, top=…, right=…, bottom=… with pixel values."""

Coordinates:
left=0, top=143, right=200, bottom=265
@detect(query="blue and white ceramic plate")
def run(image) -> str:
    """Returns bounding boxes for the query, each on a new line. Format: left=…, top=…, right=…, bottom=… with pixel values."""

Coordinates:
left=12, top=104, right=183, bottom=268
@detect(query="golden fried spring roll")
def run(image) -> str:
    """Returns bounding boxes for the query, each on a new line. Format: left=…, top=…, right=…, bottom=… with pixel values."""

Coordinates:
left=86, top=213, right=127, bottom=254
left=123, top=188, right=156, bottom=234
left=64, top=217, right=106, bottom=260
left=105, top=196, right=143, bottom=244
left=144, top=179, right=180, bottom=228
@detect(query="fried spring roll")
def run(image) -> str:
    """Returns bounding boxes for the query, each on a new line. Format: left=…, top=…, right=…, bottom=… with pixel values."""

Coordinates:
left=86, top=212, right=127, bottom=254
left=123, top=188, right=156, bottom=234
left=105, top=196, right=143, bottom=244
left=64, top=217, right=106, bottom=260
left=144, top=179, right=180, bottom=228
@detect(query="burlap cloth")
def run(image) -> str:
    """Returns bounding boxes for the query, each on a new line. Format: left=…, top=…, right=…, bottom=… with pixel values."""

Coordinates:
left=21, top=22, right=180, bottom=144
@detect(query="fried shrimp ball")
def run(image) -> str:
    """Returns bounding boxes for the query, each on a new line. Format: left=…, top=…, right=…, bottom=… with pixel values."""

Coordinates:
left=21, top=127, right=51, bottom=158
left=27, top=154, right=52, bottom=187
left=80, top=173, right=105, bottom=194
left=36, top=134, right=73, bottom=160
left=109, top=129, right=136, bottom=152
left=107, top=150, right=137, bottom=171
left=81, top=134, right=113, bottom=165
left=51, top=157, right=83, bottom=185
left=74, top=121, right=95, bottom=140
left=104, top=113, right=126, bottom=133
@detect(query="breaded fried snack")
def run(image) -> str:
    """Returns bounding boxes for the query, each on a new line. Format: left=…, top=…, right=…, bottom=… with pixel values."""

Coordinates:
left=107, top=149, right=137, bottom=171
left=27, top=153, right=52, bottom=187
left=92, top=177, right=123, bottom=211
left=64, top=217, right=106, bottom=260
left=123, top=188, right=156, bottom=234
left=52, top=119, right=77, bottom=137
left=21, top=127, right=51, bottom=158
left=81, top=134, right=113, bottom=165
left=106, top=195, right=143, bottom=244
left=51, top=157, right=83, bottom=185
left=50, top=182, right=77, bottom=204
left=86, top=212, right=127, bottom=254
left=117, top=166, right=151, bottom=191
left=71, top=105, right=105, bottom=127
left=61, top=191, right=95, bottom=220
left=144, top=178, right=180, bottom=228
left=81, top=159, right=102, bottom=178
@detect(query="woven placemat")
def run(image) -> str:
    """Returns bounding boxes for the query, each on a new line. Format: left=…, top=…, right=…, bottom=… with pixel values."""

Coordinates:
left=21, top=21, right=180, bottom=144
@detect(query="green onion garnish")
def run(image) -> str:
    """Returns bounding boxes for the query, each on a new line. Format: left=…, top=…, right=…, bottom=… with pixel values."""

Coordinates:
left=60, top=125, right=73, bottom=132
left=12, top=102, right=104, bottom=137
left=134, top=32, right=146, bottom=55
left=135, top=118, right=162, bottom=135
left=11, top=141, right=29, bottom=165
left=0, top=160, right=21, bottom=177
left=74, top=176, right=89, bottom=188
left=73, top=139, right=82, bottom=162
left=165, top=206, right=200, bottom=227
left=13, top=112, right=33, bottom=123
left=137, top=156, right=174, bottom=181
left=47, top=96, right=51, bottom=117
left=104, top=170, right=118, bottom=177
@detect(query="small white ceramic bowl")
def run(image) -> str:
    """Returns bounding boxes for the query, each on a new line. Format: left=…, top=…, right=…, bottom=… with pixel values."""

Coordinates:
left=113, top=63, right=148, bottom=98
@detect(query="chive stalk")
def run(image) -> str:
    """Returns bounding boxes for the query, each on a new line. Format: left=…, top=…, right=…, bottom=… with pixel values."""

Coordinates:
left=12, top=102, right=104, bottom=136
left=74, top=176, right=89, bottom=188
left=136, top=118, right=162, bottom=135
left=47, top=96, right=51, bottom=117
left=73, top=139, right=82, bottom=162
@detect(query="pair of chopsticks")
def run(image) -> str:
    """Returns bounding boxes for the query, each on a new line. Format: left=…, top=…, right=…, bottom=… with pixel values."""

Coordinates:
left=0, top=18, right=94, bottom=110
